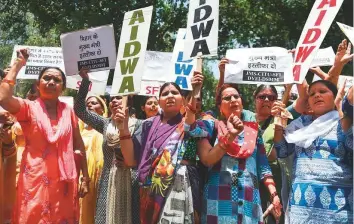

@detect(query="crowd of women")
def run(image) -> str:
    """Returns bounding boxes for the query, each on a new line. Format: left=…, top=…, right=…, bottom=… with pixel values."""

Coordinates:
left=0, top=39, right=352, bottom=224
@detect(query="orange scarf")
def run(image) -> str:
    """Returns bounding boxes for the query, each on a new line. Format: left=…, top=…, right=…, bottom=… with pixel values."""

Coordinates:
left=35, top=98, right=77, bottom=181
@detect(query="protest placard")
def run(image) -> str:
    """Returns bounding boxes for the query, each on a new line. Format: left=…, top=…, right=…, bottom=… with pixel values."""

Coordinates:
left=111, top=6, right=153, bottom=95
left=183, top=0, right=219, bottom=60
left=60, top=24, right=116, bottom=76
left=292, top=0, right=344, bottom=83
left=224, top=47, right=294, bottom=85
left=313, top=74, right=353, bottom=91
left=66, top=70, right=109, bottom=95
left=310, top=47, right=335, bottom=67
left=169, top=28, right=197, bottom=90
left=139, top=80, right=165, bottom=97
left=10, top=45, right=64, bottom=79
left=337, top=22, right=354, bottom=46
left=274, top=85, right=299, bottom=101
left=138, top=51, right=172, bottom=97
left=59, top=96, right=74, bottom=108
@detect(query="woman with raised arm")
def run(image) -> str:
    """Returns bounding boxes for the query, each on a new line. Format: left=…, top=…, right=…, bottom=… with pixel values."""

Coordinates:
left=0, top=49, right=89, bottom=223
left=78, top=95, right=107, bottom=224
left=188, top=83, right=282, bottom=223
left=115, top=72, right=205, bottom=224
left=273, top=80, right=353, bottom=223
left=74, top=69, right=141, bottom=224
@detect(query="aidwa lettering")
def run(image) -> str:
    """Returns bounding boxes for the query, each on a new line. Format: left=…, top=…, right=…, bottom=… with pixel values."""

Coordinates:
left=190, top=0, right=214, bottom=58
left=293, top=0, right=337, bottom=81
left=175, top=52, right=193, bottom=89
left=119, top=10, right=144, bottom=93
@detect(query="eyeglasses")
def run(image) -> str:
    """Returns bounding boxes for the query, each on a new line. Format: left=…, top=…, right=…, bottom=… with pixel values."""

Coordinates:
left=222, top=94, right=241, bottom=101
left=256, top=94, right=277, bottom=101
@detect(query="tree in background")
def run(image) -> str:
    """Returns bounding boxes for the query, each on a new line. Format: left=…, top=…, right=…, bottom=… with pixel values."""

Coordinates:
left=0, top=0, right=352, bottom=112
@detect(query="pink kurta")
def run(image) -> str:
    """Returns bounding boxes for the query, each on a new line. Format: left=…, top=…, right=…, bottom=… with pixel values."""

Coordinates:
left=12, top=99, right=79, bottom=223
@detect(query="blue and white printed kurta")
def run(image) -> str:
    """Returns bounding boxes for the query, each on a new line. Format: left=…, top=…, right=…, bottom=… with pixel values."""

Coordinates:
left=275, top=116, right=353, bottom=224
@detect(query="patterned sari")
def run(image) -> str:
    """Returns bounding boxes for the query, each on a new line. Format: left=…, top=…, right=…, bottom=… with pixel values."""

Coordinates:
left=134, top=113, right=192, bottom=224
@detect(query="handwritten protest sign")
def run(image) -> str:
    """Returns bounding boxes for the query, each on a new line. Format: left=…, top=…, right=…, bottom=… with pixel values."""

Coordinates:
left=292, top=0, right=344, bottom=83
left=111, top=6, right=153, bottom=95
left=60, top=24, right=116, bottom=76
left=225, top=47, right=294, bottom=85
left=170, top=28, right=197, bottom=90
left=183, top=0, right=219, bottom=60
left=337, top=22, right=354, bottom=46
left=310, top=47, right=335, bottom=67
left=66, top=70, right=109, bottom=95
left=11, top=46, right=64, bottom=79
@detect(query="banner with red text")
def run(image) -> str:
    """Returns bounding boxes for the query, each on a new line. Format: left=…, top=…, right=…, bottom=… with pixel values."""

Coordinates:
left=292, top=0, right=344, bottom=83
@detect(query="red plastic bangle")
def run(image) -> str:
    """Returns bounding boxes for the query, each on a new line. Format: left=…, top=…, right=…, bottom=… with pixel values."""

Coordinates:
left=2, top=79, right=16, bottom=86
left=119, top=134, right=131, bottom=141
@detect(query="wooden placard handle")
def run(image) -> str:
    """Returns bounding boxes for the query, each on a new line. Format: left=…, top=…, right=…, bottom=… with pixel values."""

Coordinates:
left=193, top=56, right=203, bottom=97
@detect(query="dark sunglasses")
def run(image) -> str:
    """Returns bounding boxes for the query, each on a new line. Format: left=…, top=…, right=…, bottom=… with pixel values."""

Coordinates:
left=256, top=94, right=277, bottom=101
left=222, top=94, right=241, bottom=101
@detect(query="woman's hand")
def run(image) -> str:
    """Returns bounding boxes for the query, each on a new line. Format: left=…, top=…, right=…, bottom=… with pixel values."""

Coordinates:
left=78, top=177, right=90, bottom=198
left=271, top=101, right=286, bottom=117
left=218, top=58, right=229, bottom=75
left=79, top=68, right=89, bottom=80
left=335, top=79, right=347, bottom=118
left=16, top=48, right=29, bottom=67
left=112, top=105, right=129, bottom=131
left=226, top=113, right=244, bottom=140
left=270, top=195, right=282, bottom=221
left=335, top=39, right=354, bottom=66
left=191, top=71, right=204, bottom=91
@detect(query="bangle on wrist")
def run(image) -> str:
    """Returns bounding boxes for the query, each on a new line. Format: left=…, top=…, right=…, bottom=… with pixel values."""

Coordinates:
left=119, top=134, right=131, bottom=141
left=2, top=79, right=16, bottom=86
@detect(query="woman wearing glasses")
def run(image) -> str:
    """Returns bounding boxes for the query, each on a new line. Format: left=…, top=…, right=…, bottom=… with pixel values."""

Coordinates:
left=74, top=69, right=141, bottom=224
left=188, top=83, right=282, bottom=223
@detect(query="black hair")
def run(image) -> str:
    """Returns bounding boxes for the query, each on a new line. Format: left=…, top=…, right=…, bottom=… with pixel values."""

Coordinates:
left=141, top=96, right=158, bottom=107
left=254, top=84, right=278, bottom=98
left=159, top=82, right=183, bottom=97
left=216, top=83, right=244, bottom=106
left=309, top=80, right=338, bottom=97
left=38, top=67, right=66, bottom=89
left=129, top=107, right=136, bottom=116
left=0, top=69, right=5, bottom=79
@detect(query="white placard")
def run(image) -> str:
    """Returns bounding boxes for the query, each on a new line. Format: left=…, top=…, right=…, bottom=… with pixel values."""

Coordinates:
left=11, top=46, right=64, bottom=80
left=337, top=22, right=354, bottom=46
left=143, top=51, right=172, bottom=81
left=310, top=47, right=335, bottom=67
left=111, top=6, right=153, bottom=96
left=170, top=28, right=197, bottom=90
left=139, top=80, right=164, bottom=97
left=66, top=70, right=109, bottom=95
left=292, top=0, right=344, bottom=83
left=225, top=47, right=294, bottom=85
left=313, top=75, right=353, bottom=91
left=59, top=96, right=74, bottom=108
left=183, top=0, right=219, bottom=60
left=274, top=85, right=299, bottom=101
left=60, top=24, right=116, bottom=76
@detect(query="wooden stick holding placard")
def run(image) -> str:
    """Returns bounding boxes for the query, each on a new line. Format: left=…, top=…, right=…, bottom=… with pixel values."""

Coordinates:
left=193, top=55, right=203, bottom=97
left=117, top=96, right=128, bottom=130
